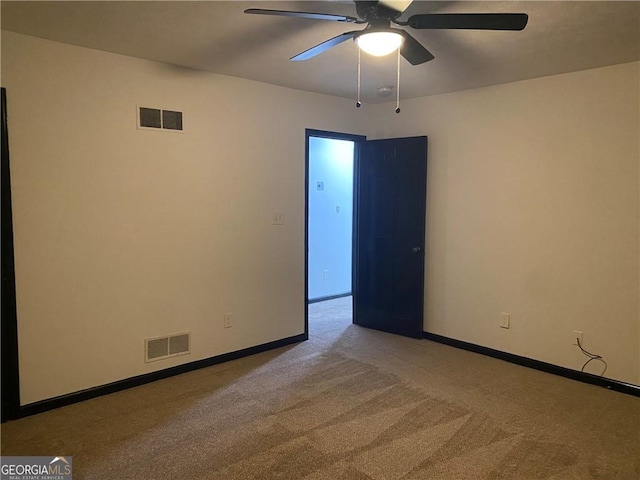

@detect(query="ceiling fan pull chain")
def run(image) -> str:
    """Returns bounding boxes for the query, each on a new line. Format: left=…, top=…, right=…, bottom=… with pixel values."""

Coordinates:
left=356, top=48, right=362, bottom=108
left=395, top=48, right=401, bottom=114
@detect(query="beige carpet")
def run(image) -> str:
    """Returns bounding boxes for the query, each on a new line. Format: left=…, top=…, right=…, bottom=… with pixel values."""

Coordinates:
left=2, top=296, right=639, bottom=479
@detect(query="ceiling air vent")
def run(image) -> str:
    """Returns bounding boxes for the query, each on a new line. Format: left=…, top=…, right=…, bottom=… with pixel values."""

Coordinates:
left=137, top=106, right=183, bottom=132
left=145, top=332, right=191, bottom=362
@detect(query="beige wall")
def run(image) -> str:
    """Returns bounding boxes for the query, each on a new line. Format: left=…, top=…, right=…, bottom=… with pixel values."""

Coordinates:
left=3, top=30, right=639, bottom=404
left=368, top=62, right=640, bottom=385
left=2, top=31, right=364, bottom=404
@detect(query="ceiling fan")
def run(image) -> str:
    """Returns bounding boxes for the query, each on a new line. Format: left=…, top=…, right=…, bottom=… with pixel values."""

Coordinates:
left=245, top=0, right=529, bottom=65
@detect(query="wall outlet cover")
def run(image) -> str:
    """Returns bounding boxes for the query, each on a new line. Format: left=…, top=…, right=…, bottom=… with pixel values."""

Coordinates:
left=572, top=330, right=583, bottom=346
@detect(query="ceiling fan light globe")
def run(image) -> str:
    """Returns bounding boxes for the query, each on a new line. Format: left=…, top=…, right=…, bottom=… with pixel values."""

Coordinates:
left=355, top=31, right=404, bottom=57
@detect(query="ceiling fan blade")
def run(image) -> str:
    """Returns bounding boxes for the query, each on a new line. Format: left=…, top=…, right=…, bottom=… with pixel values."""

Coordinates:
left=408, top=13, right=528, bottom=31
left=244, top=8, right=361, bottom=23
left=291, top=31, right=358, bottom=61
left=399, top=30, right=434, bottom=65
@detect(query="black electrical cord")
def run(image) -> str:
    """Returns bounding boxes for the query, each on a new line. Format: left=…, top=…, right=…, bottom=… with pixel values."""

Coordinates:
left=577, top=337, right=607, bottom=376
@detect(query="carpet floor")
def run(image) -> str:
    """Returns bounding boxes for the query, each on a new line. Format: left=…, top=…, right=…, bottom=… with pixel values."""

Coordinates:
left=2, top=296, right=639, bottom=479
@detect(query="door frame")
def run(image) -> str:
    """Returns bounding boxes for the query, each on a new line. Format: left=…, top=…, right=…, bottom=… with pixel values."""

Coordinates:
left=1, top=87, right=21, bottom=422
left=304, top=129, right=365, bottom=336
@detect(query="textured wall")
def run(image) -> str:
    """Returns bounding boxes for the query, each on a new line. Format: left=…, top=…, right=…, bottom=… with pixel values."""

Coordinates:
left=367, top=62, right=640, bottom=385
left=2, top=31, right=364, bottom=404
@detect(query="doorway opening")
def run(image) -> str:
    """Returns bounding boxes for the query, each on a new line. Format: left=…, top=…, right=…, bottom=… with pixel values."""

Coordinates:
left=305, top=131, right=427, bottom=340
left=305, top=130, right=364, bottom=336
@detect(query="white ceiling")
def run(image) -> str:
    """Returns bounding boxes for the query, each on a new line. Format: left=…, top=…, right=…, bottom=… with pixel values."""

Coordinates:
left=2, top=1, right=639, bottom=103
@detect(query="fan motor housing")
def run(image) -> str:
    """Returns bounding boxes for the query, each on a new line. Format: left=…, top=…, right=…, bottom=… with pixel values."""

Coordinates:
left=355, top=1, right=403, bottom=22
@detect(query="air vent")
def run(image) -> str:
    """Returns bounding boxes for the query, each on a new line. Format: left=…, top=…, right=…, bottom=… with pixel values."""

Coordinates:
left=169, top=333, right=189, bottom=355
left=145, top=332, right=191, bottom=362
left=146, top=337, right=169, bottom=360
left=162, top=110, right=183, bottom=131
left=137, top=106, right=183, bottom=132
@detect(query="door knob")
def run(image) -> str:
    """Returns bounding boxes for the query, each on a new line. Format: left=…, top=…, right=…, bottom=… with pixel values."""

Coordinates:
left=411, top=246, right=422, bottom=254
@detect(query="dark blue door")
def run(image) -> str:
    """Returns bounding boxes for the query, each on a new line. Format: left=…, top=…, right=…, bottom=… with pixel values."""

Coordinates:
left=354, top=136, right=427, bottom=338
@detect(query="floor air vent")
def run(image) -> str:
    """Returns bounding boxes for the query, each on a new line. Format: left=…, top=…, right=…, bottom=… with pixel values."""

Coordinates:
left=145, top=332, right=191, bottom=362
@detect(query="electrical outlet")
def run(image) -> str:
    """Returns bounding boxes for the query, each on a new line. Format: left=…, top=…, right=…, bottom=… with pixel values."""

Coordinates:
left=572, top=330, right=583, bottom=346
left=224, top=313, right=232, bottom=329
left=500, top=312, right=510, bottom=329
left=323, top=269, right=329, bottom=280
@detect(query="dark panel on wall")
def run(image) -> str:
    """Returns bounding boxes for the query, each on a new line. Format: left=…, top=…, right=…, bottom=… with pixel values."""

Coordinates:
left=1, top=87, right=21, bottom=421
